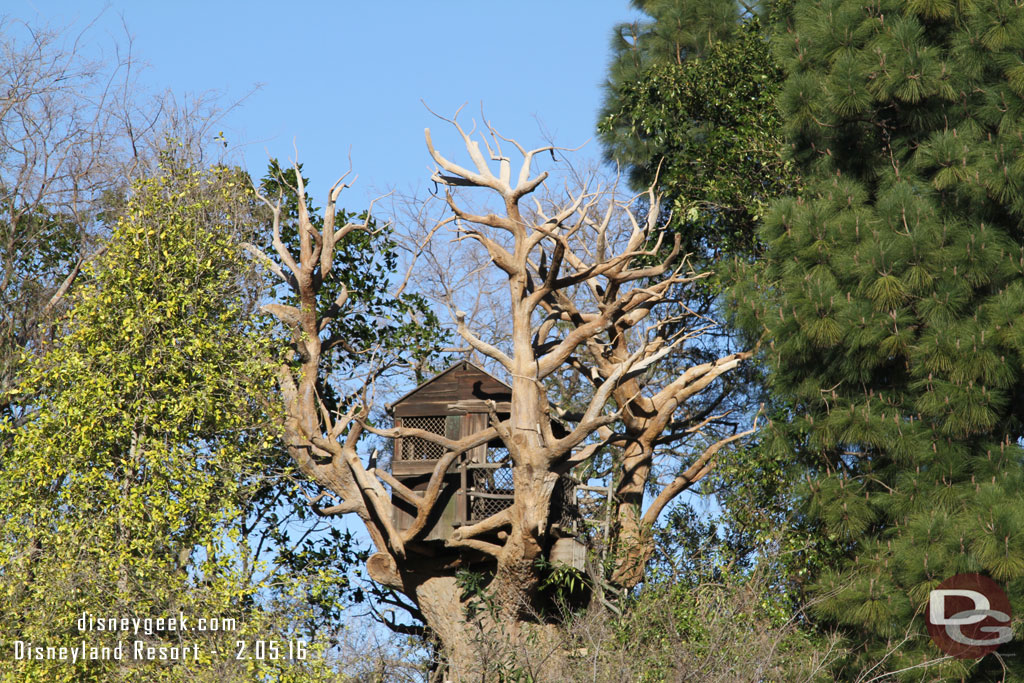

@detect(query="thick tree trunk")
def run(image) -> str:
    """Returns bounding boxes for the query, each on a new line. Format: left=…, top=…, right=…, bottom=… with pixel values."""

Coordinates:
left=414, top=576, right=485, bottom=680
left=368, top=551, right=565, bottom=680
left=417, top=575, right=566, bottom=681
left=611, top=440, right=654, bottom=588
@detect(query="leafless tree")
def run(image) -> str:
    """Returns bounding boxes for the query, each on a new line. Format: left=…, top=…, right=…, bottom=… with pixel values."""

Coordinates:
left=253, top=112, right=757, bottom=677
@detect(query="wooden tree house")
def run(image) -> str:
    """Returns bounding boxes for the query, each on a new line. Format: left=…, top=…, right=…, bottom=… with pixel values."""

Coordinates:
left=386, top=361, right=582, bottom=559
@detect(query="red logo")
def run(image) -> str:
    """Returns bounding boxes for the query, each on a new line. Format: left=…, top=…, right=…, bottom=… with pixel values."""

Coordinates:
left=926, top=573, right=1013, bottom=659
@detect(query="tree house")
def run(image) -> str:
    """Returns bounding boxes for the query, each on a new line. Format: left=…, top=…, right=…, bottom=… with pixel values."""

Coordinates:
left=386, top=361, right=579, bottom=552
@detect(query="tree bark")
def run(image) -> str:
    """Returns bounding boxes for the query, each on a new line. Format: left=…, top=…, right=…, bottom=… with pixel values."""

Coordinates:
left=416, top=575, right=566, bottom=681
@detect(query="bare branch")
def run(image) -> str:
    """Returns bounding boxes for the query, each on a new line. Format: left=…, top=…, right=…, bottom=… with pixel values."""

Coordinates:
left=642, top=411, right=762, bottom=527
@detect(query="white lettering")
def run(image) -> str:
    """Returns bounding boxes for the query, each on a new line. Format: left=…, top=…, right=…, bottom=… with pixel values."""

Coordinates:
left=929, top=589, right=990, bottom=626
left=945, top=609, right=1013, bottom=646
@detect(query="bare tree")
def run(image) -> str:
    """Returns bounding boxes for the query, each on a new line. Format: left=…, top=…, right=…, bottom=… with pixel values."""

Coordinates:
left=253, top=114, right=756, bottom=677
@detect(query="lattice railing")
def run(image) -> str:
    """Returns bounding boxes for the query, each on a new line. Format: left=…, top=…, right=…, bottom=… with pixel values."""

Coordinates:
left=468, top=463, right=514, bottom=520
left=553, top=475, right=580, bottom=531
left=466, top=458, right=580, bottom=527
left=400, top=416, right=446, bottom=460
left=486, top=445, right=510, bottom=464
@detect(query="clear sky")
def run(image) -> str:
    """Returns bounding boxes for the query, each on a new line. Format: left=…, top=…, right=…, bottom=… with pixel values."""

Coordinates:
left=12, top=1, right=644, bottom=207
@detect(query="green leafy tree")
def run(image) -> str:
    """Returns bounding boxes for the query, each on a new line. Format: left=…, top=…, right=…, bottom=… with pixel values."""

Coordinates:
left=733, top=0, right=1024, bottom=678
left=0, top=161, right=340, bottom=682
left=598, top=0, right=789, bottom=256
left=0, top=17, right=244, bottom=430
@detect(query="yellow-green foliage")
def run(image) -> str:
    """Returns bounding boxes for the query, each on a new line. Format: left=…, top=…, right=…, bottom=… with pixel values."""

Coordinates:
left=0, top=163, right=335, bottom=682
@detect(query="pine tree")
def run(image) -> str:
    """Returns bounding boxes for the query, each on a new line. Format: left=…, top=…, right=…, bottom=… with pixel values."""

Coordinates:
left=734, top=0, right=1024, bottom=677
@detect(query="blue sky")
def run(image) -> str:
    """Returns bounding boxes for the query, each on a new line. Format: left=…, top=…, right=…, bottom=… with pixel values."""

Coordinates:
left=14, top=1, right=644, bottom=206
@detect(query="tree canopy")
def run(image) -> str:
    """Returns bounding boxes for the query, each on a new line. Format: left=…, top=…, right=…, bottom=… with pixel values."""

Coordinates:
left=733, top=0, right=1024, bottom=677
left=598, top=0, right=790, bottom=256
left=0, top=160, right=352, bottom=682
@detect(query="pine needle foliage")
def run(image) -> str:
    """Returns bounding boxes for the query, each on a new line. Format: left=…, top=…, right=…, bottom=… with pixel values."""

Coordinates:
left=732, top=0, right=1024, bottom=678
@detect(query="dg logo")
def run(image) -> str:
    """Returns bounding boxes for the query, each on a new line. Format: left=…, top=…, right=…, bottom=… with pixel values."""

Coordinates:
left=927, top=573, right=1014, bottom=659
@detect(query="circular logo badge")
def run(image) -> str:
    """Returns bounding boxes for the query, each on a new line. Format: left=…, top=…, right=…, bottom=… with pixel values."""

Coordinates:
left=926, top=573, right=1013, bottom=659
